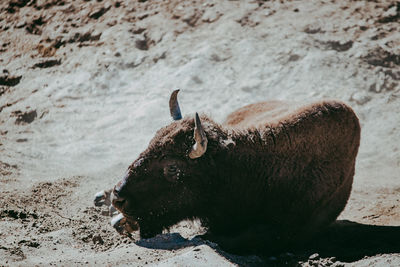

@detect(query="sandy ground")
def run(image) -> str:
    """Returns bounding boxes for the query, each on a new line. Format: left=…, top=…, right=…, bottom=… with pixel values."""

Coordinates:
left=0, top=0, right=399, bottom=266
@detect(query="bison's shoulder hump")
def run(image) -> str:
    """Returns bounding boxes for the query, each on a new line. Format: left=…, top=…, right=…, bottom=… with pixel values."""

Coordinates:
left=287, top=100, right=360, bottom=130
left=224, top=100, right=359, bottom=131
left=273, top=100, right=361, bottom=155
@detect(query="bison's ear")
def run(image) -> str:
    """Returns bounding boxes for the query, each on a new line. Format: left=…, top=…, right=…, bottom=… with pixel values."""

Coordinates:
left=169, top=89, right=182, bottom=120
left=189, top=113, right=208, bottom=159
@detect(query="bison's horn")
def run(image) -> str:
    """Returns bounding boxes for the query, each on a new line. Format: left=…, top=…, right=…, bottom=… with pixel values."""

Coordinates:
left=169, top=89, right=182, bottom=120
left=189, top=113, right=208, bottom=159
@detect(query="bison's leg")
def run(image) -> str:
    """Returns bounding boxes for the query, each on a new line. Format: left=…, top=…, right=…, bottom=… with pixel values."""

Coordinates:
left=297, top=168, right=355, bottom=242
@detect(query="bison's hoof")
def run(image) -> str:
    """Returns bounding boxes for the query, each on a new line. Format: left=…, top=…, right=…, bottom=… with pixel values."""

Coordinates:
left=111, top=213, right=139, bottom=234
left=94, top=189, right=111, bottom=207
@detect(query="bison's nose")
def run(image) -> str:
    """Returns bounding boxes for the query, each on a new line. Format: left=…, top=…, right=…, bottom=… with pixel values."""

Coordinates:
left=111, top=187, right=126, bottom=209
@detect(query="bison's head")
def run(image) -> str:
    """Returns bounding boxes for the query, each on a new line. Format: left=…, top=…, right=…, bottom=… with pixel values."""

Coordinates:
left=111, top=90, right=216, bottom=238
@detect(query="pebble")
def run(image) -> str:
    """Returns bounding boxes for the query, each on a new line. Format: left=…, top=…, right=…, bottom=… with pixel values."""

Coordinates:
left=382, top=6, right=398, bottom=17
left=351, top=91, right=372, bottom=105
left=202, top=9, right=220, bottom=23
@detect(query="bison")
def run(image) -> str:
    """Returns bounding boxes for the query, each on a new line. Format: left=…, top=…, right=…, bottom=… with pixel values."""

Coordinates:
left=95, top=90, right=360, bottom=253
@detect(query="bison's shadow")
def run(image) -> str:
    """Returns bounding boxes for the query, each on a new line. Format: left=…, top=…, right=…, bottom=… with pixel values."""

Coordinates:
left=135, top=232, right=205, bottom=250
left=297, top=220, right=400, bottom=262
left=135, top=220, right=400, bottom=264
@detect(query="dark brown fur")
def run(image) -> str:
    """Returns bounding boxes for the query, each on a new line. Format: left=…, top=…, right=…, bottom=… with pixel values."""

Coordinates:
left=112, top=100, right=360, bottom=253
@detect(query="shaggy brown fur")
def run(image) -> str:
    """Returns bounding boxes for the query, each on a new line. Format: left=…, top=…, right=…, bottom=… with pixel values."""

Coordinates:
left=112, top=100, right=360, bottom=254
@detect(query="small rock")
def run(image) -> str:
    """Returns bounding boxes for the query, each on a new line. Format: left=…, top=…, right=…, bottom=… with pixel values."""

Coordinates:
left=69, top=32, right=102, bottom=43
left=182, top=9, right=202, bottom=27
left=382, top=5, right=398, bottom=18
left=89, top=5, right=111, bottom=20
left=201, top=9, right=221, bottom=23
left=265, top=10, right=274, bottom=17
left=324, top=40, right=353, bottom=52
left=304, top=26, right=322, bottom=34
left=16, top=20, right=27, bottom=28
left=137, top=13, right=149, bottom=20
left=101, top=210, right=109, bottom=216
left=37, top=44, right=57, bottom=57
left=0, top=86, right=9, bottom=96
left=350, top=91, right=372, bottom=105
left=369, top=83, right=378, bottom=93
left=191, top=76, right=202, bottom=84
left=288, top=54, right=300, bottom=62
left=363, top=47, right=400, bottom=68
left=153, top=52, right=167, bottom=63
left=309, top=253, right=319, bottom=260
left=135, top=35, right=153, bottom=51
left=130, top=28, right=146, bottom=34
left=14, top=110, right=37, bottom=124
left=33, top=59, right=61, bottom=69
left=0, top=75, right=22, bottom=86
left=26, top=16, right=45, bottom=35
left=92, top=235, right=104, bottom=244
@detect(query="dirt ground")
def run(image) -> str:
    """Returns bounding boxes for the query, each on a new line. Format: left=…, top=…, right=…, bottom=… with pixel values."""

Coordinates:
left=1, top=0, right=399, bottom=266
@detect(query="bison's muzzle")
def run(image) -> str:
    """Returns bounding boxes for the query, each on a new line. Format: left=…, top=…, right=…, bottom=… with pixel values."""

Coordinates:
left=110, top=190, right=126, bottom=211
left=111, top=171, right=130, bottom=210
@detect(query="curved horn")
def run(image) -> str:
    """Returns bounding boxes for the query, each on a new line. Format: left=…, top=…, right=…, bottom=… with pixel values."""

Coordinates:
left=189, top=113, right=208, bottom=159
left=169, top=89, right=182, bottom=120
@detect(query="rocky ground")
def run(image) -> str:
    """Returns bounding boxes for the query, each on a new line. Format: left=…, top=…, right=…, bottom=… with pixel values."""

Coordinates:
left=0, top=0, right=399, bottom=266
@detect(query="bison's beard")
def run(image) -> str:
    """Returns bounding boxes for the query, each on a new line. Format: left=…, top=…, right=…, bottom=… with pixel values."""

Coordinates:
left=117, top=191, right=196, bottom=239
left=124, top=208, right=188, bottom=239
left=119, top=211, right=167, bottom=239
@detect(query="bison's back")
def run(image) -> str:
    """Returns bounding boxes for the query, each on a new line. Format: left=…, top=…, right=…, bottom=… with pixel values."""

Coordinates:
left=224, top=100, right=302, bottom=129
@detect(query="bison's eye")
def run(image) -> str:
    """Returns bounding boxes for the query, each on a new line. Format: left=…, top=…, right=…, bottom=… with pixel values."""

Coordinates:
left=163, top=164, right=180, bottom=182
